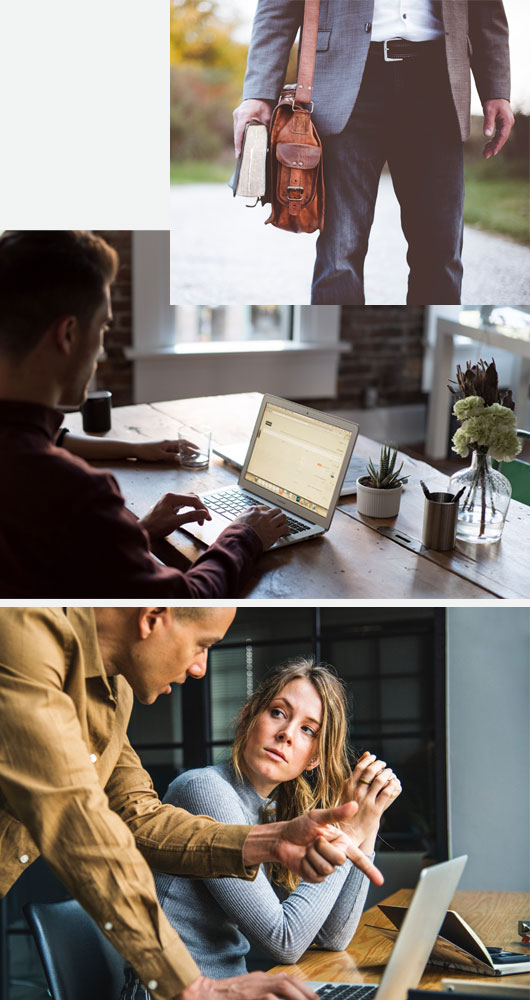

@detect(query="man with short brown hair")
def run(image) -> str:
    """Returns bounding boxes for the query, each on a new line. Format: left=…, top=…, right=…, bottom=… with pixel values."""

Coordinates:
left=0, top=230, right=288, bottom=597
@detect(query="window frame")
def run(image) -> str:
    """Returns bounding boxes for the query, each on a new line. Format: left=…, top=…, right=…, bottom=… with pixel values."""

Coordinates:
left=127, top=233, right=347, bottom=401
left=129, top=608, right=449, bottom=861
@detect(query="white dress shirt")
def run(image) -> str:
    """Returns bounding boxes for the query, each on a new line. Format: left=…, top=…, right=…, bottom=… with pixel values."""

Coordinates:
left=371, top=0, right=444, bottom=42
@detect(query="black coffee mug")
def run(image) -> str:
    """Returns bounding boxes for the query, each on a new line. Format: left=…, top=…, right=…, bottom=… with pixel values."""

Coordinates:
left=82, top=390, right=112, bottom=433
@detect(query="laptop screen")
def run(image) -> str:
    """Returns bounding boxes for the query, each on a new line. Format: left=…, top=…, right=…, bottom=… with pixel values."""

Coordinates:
left=242, top=401, right=355, bottom=518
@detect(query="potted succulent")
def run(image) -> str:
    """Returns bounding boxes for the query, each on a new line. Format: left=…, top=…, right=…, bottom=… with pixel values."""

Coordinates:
left=356, top=444, right=409, bottom=517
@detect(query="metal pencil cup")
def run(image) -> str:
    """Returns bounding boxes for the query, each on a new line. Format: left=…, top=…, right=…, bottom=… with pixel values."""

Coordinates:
left=422, top=492, right=458, bottom=551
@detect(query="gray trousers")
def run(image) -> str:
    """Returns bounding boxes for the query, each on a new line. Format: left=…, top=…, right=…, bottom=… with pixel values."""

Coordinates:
left=311, top=40, right=465, bottom=305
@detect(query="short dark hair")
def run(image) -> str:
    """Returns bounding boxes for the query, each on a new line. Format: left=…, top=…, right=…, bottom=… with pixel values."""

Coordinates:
left=170, top=608, right=214, bottom=622
left=0, top=231, right=119, bottom=360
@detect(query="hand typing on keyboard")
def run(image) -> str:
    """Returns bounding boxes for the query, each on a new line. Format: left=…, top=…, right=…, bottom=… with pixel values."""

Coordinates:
left=234, top=504, right=289, bottom=550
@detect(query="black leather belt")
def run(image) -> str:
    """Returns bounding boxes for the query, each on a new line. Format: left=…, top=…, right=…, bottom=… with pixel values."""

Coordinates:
left=370, top=38, right=443, bottom=62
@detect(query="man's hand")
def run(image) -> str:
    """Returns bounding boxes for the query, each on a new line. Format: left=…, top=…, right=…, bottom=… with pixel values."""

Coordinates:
left=234, top=504, right=289, bottom=550
left=233, top=98, right=274, bottom=157
left=139, top=493, right=211, bottom=540
left=176, top=971, right=320, bottom=1000
left=482, top=99, right=514, bottom=158
left=340, top=752, right=402, bottom=854
left=132, top=440, right=182, bottom=462
left=243, top=802, right=384, bottom=886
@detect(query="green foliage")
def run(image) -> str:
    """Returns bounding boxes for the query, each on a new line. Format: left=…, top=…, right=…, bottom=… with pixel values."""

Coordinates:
left=171, top=65, right=239, bottom=161
left=463, top=114, right=529, bottom=244
left=464, top=165, right=529, bottom=245
left=170, top=159, right=232, bottom=184
left=364, top=444, right=410, bottom=490
left=170, top=0, right=249, bottom=164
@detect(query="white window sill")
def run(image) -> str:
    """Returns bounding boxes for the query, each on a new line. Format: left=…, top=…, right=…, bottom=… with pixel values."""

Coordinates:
left=125, top=340, right=350, bottom=361
left=128, top=341, right=350, bottom=403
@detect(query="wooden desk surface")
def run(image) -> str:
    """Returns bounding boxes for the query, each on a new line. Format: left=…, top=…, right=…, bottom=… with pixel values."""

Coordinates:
left=66, top=393, right=530, bottom=599
left=269, top=889, right=530, bottom=990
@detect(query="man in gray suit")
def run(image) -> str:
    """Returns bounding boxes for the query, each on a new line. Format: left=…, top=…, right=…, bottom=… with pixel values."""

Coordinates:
left=234, top=0, right=514, bottom=305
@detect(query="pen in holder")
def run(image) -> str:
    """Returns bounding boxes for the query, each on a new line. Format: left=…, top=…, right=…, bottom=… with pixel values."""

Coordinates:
left=421, top=482, right=462, bottom=551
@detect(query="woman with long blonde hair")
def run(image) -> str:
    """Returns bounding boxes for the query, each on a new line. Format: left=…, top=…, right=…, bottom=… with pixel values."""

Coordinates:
left=122, top=659, right=401, bottom=998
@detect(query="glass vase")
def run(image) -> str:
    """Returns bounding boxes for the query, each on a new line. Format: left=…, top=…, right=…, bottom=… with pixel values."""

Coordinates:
left=448, top=451, right=511, bottom=544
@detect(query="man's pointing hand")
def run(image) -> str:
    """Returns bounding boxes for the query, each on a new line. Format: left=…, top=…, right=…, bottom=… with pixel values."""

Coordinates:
left=243, top=801, right=384, bottom=885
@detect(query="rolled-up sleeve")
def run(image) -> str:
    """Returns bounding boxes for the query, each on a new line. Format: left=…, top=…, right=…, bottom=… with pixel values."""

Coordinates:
left=105, top=738, right=259, bottom=880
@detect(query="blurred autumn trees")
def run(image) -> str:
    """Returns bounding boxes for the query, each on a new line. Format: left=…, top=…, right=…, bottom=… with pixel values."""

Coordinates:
left=171, top=0, right=299, bottom=167
left=171, top=0, right=248, bottom=163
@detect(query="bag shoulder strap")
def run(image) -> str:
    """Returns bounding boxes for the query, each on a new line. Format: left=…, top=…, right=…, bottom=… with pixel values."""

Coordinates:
left=296, top=0, right=321, bottom=104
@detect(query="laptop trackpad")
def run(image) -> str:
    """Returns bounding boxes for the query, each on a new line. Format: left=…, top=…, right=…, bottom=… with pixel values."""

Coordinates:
left=178, top=511, right=229, bottom=547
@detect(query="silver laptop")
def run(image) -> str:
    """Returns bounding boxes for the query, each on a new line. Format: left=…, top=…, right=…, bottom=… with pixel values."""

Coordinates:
left=181, top=394, right=359, bottom=548
left=307, top=855, right=468, bottom=1000
left=213, top=442, right=367, bottom=496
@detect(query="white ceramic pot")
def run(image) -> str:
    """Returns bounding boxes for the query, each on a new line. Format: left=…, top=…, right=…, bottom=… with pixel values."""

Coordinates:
left=356, top=478, right=402, bottom=517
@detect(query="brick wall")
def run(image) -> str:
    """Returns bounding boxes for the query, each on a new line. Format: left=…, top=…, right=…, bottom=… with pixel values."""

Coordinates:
left=92, top=274, right=425, bottom=410
left=302, top=305, right=426, bottom=410
left=93, top=230, right=133, bottom=406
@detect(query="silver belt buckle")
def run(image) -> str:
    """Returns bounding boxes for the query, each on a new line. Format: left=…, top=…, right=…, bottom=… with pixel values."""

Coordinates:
left=384, top=38, right=404, bottom=62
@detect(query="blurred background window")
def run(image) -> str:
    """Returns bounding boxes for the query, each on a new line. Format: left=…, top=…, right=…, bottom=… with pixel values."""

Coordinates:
left=128, top=606, right=447, bottom=861
left=175, top=305, right=293, bottom=343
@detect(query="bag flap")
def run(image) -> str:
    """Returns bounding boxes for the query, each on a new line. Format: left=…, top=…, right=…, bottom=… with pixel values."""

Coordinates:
left=276, top=143, right=321, bottom=169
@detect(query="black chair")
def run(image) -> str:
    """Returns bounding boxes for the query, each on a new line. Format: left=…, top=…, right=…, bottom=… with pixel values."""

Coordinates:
left=1, top=856, right=71, bottom=1000
left=364, top=851, right=427, bottom=910
left=23, top=899, right=125, bottom=1000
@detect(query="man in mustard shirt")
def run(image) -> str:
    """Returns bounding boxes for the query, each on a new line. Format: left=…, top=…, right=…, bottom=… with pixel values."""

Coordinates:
left=0, top=607, right=382, bottom=1000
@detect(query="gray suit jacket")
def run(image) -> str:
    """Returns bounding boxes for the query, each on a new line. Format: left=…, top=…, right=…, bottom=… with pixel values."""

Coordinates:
left=242, top=0, right=511, bottom=141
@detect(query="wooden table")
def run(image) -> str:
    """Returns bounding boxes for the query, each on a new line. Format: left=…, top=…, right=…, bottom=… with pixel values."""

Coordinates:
left=269, top=889, right=530, bottom=991
left=66, top=393, right=530, bottom=599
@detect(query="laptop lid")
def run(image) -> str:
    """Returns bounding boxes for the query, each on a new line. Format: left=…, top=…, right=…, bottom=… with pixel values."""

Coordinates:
left=377, top=856, right=468, bottom=1000
left=237, top=395, right=359, bottom=529
left=307, top=855, right=467, bottom=1000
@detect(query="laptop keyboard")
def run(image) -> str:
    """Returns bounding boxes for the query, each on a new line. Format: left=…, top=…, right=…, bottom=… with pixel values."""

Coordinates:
left=315, top=985, right=377, bottom=1000
left=206, top=487, right=309, bottom=535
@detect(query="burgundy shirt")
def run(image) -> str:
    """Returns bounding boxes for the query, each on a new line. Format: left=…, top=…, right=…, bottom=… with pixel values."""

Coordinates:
left=0, top=401, right=263, bottom=598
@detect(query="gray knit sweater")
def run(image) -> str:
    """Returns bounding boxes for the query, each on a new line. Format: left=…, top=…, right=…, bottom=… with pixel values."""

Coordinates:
left=153, top=760, right=370, bottom=979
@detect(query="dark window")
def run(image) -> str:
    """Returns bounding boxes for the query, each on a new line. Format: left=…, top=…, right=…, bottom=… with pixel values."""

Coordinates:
left=128, top=607, right=447, bottom=860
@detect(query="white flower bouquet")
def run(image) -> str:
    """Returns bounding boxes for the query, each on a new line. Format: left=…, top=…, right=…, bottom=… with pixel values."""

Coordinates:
left=449, top=360, right=521, bottom=463
left=448, top=359, right=521, bottom=542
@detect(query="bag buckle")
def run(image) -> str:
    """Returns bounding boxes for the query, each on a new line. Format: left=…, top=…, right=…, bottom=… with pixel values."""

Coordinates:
left=287, top=186, right=304, bottom=201
left=384, top=38, right=404, bottom=62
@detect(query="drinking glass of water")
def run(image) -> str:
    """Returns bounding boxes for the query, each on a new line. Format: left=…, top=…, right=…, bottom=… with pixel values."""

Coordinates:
left=178, top=424, right=211, bottom=470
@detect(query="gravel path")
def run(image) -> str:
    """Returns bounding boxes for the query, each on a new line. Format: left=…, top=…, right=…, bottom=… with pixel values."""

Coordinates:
left=171, top=173, right=529, bottom=304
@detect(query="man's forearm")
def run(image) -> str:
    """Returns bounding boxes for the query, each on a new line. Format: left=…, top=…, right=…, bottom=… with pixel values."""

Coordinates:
left=242, top=821, right=283, bottom=866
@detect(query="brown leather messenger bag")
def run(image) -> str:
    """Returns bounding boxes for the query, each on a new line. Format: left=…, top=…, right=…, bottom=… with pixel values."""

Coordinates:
left=265, top=0, right=324, bottom=234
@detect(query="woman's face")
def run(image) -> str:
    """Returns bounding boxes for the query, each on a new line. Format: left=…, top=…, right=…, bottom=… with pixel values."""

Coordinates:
left=240, top=677, right=322, bottom=797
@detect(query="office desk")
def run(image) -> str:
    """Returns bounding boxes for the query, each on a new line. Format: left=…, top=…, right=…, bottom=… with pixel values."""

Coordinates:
left=66, top=393, right=530, bottom=599
left=269, top=889, right=530, bottom=990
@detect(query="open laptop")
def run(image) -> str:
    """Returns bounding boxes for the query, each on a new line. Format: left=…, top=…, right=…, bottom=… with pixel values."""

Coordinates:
left=306, top=855, right=468, bottom=1000
left=213, top=441, right=367, bottom=496
left=181, top=394, right=359, bottom=548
